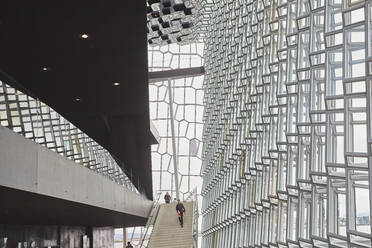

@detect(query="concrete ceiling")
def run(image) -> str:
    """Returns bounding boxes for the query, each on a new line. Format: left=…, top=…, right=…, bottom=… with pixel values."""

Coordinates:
left=0, top=0, right=153, bottom=199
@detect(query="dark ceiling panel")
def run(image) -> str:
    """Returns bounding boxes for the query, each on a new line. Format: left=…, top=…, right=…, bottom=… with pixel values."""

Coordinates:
left=0, top=0, right=153, bottom=199
left=0, top=186, right=147, bottom=227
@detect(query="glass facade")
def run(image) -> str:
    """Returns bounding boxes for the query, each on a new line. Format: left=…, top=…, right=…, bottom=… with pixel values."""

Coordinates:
left=122, top=43, right=205, bottom=247
left=148, top=43, right=205, bottom=199
left=200, top=0, right=372, bottom=247
left=0, top=81, right=136, bottom=191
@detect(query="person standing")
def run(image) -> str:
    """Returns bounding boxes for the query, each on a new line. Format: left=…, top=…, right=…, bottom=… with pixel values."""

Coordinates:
left=164, top=192, right=171, bottom=204
left=176, top=199, right=186, bottom=227
left=126, top=241, right=133, bottom=248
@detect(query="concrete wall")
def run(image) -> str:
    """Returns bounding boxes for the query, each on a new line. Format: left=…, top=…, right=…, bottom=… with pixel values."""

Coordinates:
left=60, top=226, right=85, bottom=248
left=0, top=125, right=152, bottom=218
left=0, top=225, right=58, bottom=247
left=92, top=227, right=114, bottom=248
left=0, top=225, right=115, bottom=248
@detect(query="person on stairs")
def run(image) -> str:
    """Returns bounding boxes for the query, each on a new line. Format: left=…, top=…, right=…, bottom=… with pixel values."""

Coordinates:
left=126, top=241, right=133, bottom=248
left=164, top=192, right=171, bottom=204
left=176, top=199, right=186, bottom=227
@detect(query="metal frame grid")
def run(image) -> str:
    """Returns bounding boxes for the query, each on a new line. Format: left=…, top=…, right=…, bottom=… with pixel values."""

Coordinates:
left=149, top=76, right=204, bottom=200
left=0, top=81, right=137, bottom=192
left=147, top=0, right=204, bottom=45
left=200, top=0, right=372, bottom=247
left=148, top=43, right=204, bottom=72
left=122, top=43, right=205, bottom=247
left=148, top=42, right=205, bottom=200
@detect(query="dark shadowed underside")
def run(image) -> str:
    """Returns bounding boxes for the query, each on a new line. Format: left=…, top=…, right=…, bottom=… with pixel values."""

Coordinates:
left=0, top=0, right=153, bottom=199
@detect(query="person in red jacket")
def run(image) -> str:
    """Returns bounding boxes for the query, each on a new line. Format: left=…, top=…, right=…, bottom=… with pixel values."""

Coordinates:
left=176, top=199, right=186, bottom=227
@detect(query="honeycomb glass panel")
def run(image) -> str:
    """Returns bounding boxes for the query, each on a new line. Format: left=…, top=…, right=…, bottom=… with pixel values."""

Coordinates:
left=199, top=0, right=372, bottom=247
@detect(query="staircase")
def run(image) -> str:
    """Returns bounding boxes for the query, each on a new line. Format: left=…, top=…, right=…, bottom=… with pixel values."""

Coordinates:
left=147, top=201, right=194, bottom=248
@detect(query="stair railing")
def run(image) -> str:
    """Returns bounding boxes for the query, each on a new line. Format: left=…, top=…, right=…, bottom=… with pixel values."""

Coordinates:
left=185, top=187, right=199, bottom=248
left=138, top=191, right=163, bottom=247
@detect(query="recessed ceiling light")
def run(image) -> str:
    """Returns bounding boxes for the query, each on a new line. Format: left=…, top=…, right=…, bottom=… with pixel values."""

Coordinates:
left=80, top=33, right=89, bottom=39
left=41, top=67, right=49, bottom=71
left=75, top=98, right=81, bottom=102
left=113, top=82, right=120, bottom=86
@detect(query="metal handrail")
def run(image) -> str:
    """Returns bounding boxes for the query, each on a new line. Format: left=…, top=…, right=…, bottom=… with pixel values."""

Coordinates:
left=136, top=189, right=199, bottom=248
left=138, top=191, right=163, bottom=247
left=186, top=187, right=199, bottom=248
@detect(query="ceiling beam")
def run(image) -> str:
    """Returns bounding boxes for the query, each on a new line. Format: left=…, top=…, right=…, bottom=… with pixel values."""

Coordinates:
left=148, top=66, right=205, bottom=83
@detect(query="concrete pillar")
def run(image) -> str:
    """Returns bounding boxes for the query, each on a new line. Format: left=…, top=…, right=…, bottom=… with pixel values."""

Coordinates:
left=92, top=227, right=114, bottom=248
left=123, top=228, right=127, bottom=248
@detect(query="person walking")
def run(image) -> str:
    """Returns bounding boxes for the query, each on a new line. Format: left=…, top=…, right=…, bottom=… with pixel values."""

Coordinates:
left=164, top=192, right=171, bottom=204
left=176, top=199, right=186, bottom=227
left=126, top=241, right=133, bottom=248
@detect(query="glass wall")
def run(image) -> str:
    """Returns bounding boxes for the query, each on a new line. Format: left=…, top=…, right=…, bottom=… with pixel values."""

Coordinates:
left=148, top=43, right=205, bottom=200
left=201, top=0, right=372, bottom=247
left=123, top=43, right=205, bottom=247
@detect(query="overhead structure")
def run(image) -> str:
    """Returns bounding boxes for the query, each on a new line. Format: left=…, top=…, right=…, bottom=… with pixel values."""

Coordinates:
left=148, top=66, right=205, bottom=83
left=0, top=124, right=152, bottom=226
left=146, top=0, right=203, bottom=45
left=0, top=0, right=153, bottom=199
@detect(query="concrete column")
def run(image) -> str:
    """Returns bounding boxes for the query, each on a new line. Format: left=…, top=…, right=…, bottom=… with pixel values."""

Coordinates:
left=123, top=228, right=126, bottom=248
left=168, top=78, right=180, bottom=201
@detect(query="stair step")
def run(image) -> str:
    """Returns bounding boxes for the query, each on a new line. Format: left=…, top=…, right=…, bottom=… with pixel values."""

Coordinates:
left=148, top=202, right=194, bottom=248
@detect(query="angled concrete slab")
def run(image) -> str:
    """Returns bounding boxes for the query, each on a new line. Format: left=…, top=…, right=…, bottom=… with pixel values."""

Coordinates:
left=0, top=126, right=152, bottom=226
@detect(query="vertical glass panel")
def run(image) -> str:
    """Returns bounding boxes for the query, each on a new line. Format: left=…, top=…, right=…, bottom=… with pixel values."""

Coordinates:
left=344, top=25, right=366, bottom=79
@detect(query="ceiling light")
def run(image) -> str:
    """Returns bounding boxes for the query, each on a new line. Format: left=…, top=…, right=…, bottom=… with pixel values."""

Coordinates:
left=41, top=67, right=49, bottom=71
left=113, top=82, right=120, bottom=86
left=75, top=98, right=81, bottom=102
left=80, top=33, right=89, bottom=39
